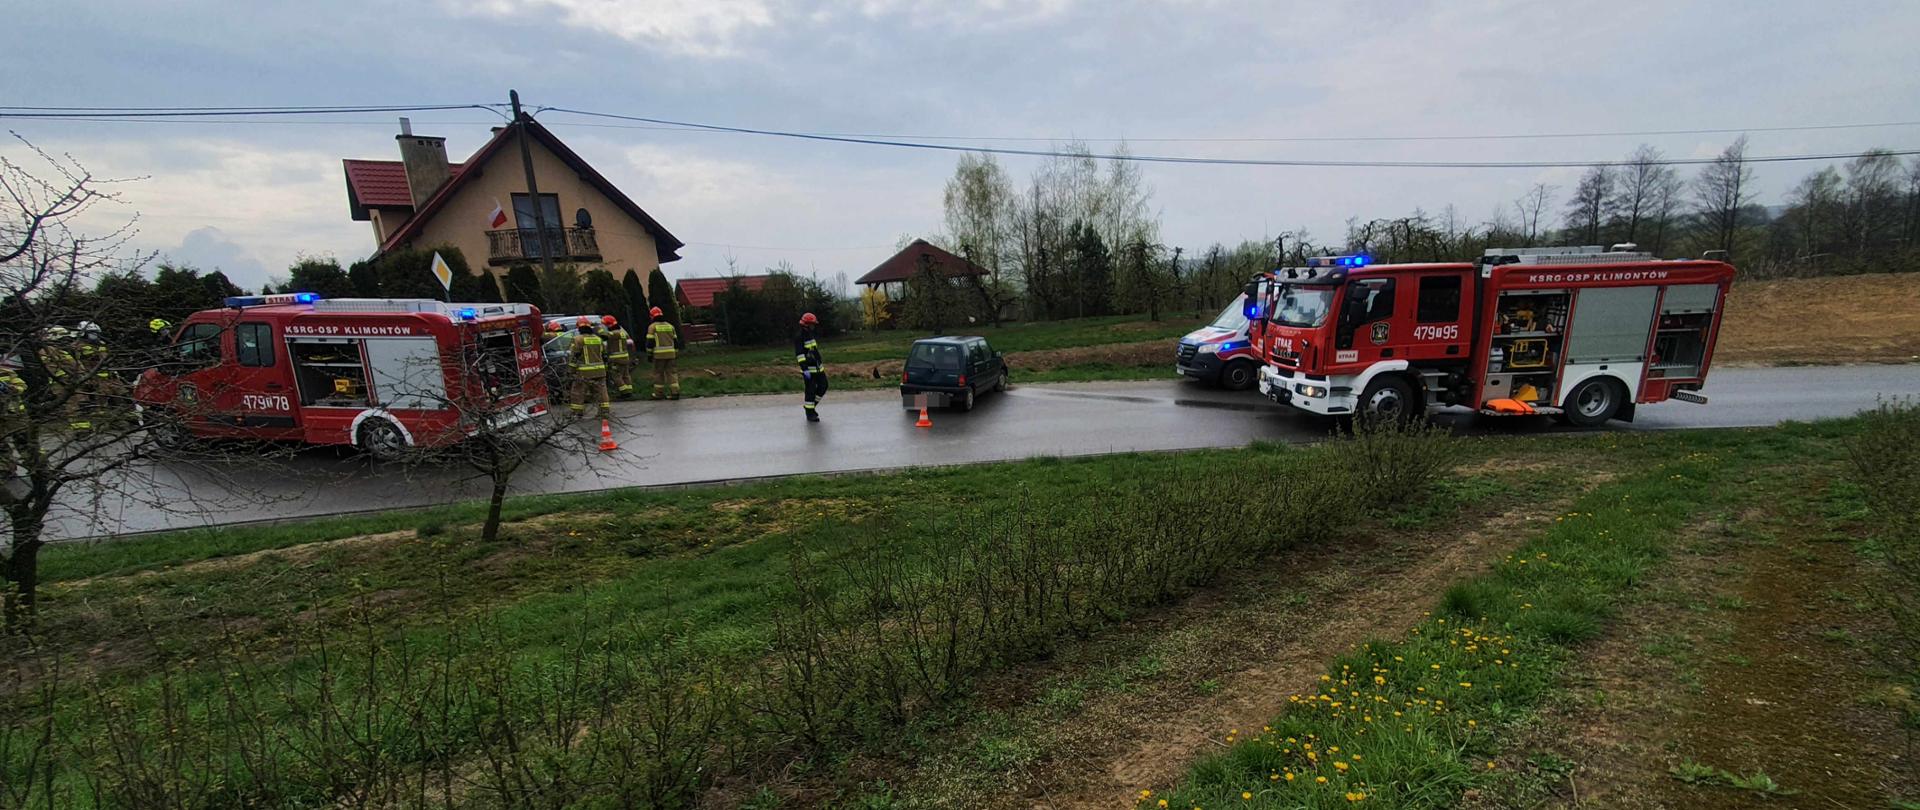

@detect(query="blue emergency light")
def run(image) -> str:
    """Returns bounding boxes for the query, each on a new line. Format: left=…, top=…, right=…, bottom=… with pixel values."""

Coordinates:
left=458, top=307, right=478, bottom=320
left=224, top=292, right=323, bottom=308
left=1335, top=254, right=1371, bottom=268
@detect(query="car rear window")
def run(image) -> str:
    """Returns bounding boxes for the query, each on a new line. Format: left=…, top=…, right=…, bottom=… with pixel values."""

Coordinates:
left=908, top=342, right=964, bottom=371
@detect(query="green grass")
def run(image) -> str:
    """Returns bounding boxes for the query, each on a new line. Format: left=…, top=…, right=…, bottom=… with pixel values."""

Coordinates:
left=1144, top=421, right=1858, bottom=809
left=681, top=313, right=1208, bottom=369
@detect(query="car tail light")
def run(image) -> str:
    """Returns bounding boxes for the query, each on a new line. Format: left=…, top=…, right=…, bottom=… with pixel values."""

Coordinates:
left=901, top=370, right=908, bottom=383
left=958, top=374, right=967, bottom=386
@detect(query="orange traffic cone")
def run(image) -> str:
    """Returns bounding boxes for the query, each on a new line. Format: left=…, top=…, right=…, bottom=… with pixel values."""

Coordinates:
left=598, top=419, right=619, bottom=452
left=915, top=404, right=933, bottom=428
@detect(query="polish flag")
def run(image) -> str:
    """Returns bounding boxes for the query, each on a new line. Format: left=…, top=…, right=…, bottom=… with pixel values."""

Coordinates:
left=487, top=200, right=509, bottom=229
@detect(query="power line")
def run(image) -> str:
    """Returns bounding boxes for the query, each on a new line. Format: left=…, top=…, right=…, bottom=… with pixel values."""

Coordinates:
left=536, top=113, right=1920, bottom=144
left=0, top=104, right=500, bottom=119
left=540, top=107, right=1920, bottom=169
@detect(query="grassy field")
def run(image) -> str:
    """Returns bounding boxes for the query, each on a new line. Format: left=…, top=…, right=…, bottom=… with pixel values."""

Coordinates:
left=664, top=312, right=1211, bottom=397
left=6, top=416, right=1917, bottom=809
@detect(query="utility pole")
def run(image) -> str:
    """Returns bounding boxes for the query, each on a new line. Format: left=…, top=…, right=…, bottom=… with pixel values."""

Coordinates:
left=509, top=90, right=561, bottom=296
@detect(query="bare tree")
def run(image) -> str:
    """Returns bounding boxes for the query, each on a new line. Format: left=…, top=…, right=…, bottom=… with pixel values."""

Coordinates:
left=1563, top=164, right=1614, bottom=245
left=1839, top=149, right=1903, bottom=255
left=1, top=137, right=295, bottom=627
left=942, top=153, right=1016, bottom=325
left=360, top=315, right=625, bottom=543
left=1610, top=145, right=1678, bottom=245
left=1693, top=136, right=1754, bottom=255
left=1513, top=183, right=1556, bottom=246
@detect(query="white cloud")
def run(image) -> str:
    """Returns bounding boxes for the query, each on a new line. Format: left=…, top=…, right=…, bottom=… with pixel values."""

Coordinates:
left=163, top=227, right=268, bottom=286
left=5, top=138, right=375, bottom=292
left=452, top=0, right=775, bottom=56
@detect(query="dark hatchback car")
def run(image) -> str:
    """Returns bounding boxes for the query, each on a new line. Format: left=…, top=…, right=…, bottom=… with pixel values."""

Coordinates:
left=899, top=336, right=1008, bottom=411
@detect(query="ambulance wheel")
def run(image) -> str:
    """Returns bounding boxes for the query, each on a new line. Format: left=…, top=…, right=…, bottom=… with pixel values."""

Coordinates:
left=358, top=419, right=408, bottom=462
left=1564, top=377, right=1623, bottom=427
left=1357, top=375, right=1420, bottom=426
left=1220, top=360, right=1257, bottom=391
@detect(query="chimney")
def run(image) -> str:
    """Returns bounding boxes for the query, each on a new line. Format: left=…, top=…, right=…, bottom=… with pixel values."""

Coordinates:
left=395, top=117, right=452, bottom=209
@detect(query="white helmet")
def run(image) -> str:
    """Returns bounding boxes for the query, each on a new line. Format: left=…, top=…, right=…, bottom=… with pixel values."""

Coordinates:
left=75, top=321, right=101, bottom=337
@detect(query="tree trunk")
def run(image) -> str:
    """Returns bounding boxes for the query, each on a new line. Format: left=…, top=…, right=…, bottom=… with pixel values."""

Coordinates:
left=5, top=512, right=43, bottom=631
left=484, top=474, right=508, bottom=543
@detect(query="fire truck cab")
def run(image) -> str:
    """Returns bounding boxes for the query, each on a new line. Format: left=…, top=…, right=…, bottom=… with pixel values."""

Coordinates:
left=135, top=294, right=550, bottom=459
left=1249, top=247, right=1735, bottom=425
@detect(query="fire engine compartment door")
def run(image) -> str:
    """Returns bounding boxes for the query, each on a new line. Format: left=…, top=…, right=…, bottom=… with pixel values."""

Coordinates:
left=1566, top=286, right=1658, bottom=364
left=364, top=337, right=449, bottom=410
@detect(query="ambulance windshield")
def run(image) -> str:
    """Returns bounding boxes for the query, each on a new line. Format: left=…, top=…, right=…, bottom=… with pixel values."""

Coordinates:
left=1270, top=284, right=1336, bottom=328
left=1208, top=295, right=1250, bottom=331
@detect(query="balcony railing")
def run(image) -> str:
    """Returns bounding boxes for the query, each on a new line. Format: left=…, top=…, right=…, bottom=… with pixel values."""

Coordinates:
left=486, top=227, right=602, bottom=265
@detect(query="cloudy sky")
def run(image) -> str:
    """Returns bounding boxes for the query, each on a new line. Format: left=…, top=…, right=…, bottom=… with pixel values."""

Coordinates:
left=7, top=0, right=1918, bottom=292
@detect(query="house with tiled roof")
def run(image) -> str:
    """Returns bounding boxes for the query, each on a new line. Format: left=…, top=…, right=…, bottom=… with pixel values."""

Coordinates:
left=675, top=275, right=771, bottom=311
left=342, top=116, right=682, bottom=294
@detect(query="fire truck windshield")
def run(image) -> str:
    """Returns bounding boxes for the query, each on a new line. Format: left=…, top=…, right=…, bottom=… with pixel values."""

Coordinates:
left=1270, top=284, right=1336, bottom=328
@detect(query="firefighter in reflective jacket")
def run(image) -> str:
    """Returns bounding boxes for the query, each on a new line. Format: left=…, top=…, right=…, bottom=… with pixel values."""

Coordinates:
left=644, top=307, right=680, bottom=400
left=1, top=366, right=25, bottom=477
left=601, top=315, right=635, bottom=399
left=35, top=327, right=89, bottom=432
left=567, top=317, right=611, bottom=418
left=794, top=312, right=825, bottom=422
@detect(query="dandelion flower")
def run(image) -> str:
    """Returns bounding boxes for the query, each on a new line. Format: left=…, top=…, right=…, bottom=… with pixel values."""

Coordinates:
left=1242, top=792, right=1252, bottom=801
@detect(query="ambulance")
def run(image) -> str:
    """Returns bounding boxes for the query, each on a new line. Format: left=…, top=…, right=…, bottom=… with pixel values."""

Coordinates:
left=1247, top=246, right=1736, bottom=425
left=134, top=294, right=550, bottom=459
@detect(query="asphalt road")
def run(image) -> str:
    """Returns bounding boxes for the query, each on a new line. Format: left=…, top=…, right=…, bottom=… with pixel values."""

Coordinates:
left=49, top=364, right=1920, bottom=540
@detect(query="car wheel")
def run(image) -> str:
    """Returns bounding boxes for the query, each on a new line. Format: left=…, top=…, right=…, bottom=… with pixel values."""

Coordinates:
left=358, top=418, right=408, bottom=462
left=1357, top=374, right=1420, bottom=426
left=958, top=387, right=976, bottom=412
left=1563, top=377, right=1623, bottom=427
left=1220, top=360, right=1257, bottom=391
left=994, top=366, right=1008, bottom=392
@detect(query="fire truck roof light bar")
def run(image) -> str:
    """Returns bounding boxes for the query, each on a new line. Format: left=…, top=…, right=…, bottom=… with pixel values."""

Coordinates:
left=224, top=292, right=321, bottom=308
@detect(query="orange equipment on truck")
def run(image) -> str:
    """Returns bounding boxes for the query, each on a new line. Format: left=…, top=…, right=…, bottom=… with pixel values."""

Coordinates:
left=134, top=294, right=550, bottom=459
left=1245, top=245, right=1735, bottom=426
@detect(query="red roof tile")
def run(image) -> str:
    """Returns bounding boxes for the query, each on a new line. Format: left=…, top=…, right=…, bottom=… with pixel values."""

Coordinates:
left=676, top=275, right=770, bottom=309
left=856, top=239, right=988, bottom=285
left=341, top=159, right=464, bottom=218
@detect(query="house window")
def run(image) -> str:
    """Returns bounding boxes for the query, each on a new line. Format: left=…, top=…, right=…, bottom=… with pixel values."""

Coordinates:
left=511, top=193, right=564, bottom=257
left=1416, top=275, right=1463, bottom=323
left=236, top=322, right=275, bottom=367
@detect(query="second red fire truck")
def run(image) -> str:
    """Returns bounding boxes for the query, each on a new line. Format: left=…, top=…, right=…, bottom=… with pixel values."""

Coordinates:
left=135, top=294, right=550, bottom=459
left=1247, top=246, right=1736, bottom=425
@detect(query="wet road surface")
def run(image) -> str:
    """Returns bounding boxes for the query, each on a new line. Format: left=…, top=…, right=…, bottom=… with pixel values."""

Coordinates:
left=51, top=364, right=1920, bottom=539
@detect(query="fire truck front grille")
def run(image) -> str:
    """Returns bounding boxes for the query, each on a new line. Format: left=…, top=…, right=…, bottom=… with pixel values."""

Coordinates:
left=1269, top=348, right=1299, bottom=369
left=1177, top=343, right=1198, bottom=363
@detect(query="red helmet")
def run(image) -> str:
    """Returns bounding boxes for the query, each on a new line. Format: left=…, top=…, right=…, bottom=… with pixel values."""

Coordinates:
left=601, top=315, right=618, bottom=327
left=649, top=306, right=664, bottom=319
left=575, top=316, right=592, bottom=329
left=546, top=321, right=563, bottom=333
left=799, top=312, right=819, bottom=326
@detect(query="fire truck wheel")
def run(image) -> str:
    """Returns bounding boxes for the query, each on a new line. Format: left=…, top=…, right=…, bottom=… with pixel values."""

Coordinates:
left=1358, top=374, right=1420, bottom=426
left=1564, top=377, right=1624, bottom=427
left=141, top=407, right=192, bottom=451
left=358, top=419, right=409, bottom=462
left=1219, top=360, right=1257, bottom=391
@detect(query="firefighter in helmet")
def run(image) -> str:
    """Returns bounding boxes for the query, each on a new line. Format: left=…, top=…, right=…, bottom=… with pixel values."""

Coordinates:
left=1, top=364, right=26, bottom=479
left=73, top=321, right=125, bottom=426
left=644, top=306, right=680, bottom=400
left=36, top=327, right=87, bottom=432
left=567, top=317, right=611, bottom=418
left=601, top=315, right=635, bottom=399
left=544, top=320, right=569, bottom=405
left=794, top=312, right=825, bottom=422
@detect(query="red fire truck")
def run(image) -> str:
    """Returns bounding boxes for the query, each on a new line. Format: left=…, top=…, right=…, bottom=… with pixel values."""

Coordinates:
left=1247, top=246, right=1736, bottom=425
left=134, top=294, right=550, bottom=459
